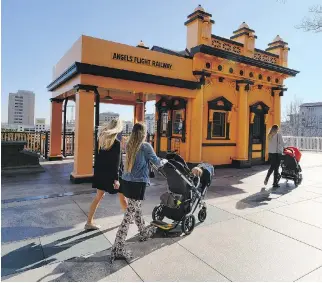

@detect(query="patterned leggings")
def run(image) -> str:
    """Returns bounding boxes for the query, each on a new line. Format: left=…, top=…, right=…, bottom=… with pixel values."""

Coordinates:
left=111, top=198, right=154, bottom=261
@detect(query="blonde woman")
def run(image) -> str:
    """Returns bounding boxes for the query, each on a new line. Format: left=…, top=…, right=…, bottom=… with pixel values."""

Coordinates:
left=110, top=122, right=161, bottom=263
left=84, top=119, right=127, bottom=230
left=264, top=124, right=285, bottom=188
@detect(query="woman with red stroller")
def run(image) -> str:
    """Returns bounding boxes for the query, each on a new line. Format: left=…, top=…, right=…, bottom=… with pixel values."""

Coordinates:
left=264, top=124, right=285, bottom=188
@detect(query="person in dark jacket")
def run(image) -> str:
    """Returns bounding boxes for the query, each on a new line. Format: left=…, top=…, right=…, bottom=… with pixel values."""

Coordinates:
left=116, top=131, right=128, bottom=211
left=84, top=119, right=123, bottom=230
left=110, top=122, right=163, bottom=263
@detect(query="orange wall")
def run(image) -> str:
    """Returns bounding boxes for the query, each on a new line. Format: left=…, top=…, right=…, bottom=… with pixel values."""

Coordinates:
left=81, top=35, right=196, bottom=81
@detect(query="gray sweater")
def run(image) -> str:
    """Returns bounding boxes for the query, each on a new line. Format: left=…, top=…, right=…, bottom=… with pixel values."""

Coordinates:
left=268, top=132, right=285, bottom=154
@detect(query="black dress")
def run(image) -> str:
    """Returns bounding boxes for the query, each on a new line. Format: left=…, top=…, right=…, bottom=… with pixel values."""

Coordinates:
left=92, top=139, right=121, bottom=194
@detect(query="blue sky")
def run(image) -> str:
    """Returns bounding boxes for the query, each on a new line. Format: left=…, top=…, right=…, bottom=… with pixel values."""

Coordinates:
left=1, top=0, right=321, bottom=123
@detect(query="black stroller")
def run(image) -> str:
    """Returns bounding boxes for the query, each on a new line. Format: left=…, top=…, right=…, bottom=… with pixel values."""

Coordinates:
left=150, top=152, right=209, bottom=236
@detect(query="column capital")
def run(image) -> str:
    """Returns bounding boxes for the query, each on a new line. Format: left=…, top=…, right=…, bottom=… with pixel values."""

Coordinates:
left=73, top=84, right=98, bottom=93
left=236, top=79, right=254, bottom=91
left=271, top=87, right=287, bottom=97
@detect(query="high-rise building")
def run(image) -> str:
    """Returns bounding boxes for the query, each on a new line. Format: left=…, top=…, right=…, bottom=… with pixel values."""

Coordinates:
left=123, top=120, right=133, bottom=134
left=8, top=90, right=35, bottom=125
left=99, top=112, right=119, bottom=125
left=145, top=113, right=155, bottom=134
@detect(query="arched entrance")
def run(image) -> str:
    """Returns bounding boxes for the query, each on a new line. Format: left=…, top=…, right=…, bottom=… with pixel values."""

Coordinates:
left=248, top=102, right=269, bottom=165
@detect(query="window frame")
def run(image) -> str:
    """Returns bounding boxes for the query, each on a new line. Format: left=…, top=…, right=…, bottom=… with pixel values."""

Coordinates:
left=210, top=110, right=227, bottom=138
left=207, top=96, right=232, bottom=140
left=172, top=109, right=185, bottom=137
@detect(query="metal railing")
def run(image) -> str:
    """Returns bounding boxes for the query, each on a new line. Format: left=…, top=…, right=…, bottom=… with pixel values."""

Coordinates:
left=283, top=136, right=322, bottom=152
left=1, top=131, right=155, bottom=158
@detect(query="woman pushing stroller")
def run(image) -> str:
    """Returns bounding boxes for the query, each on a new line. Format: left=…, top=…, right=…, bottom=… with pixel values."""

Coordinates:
left=110, top=122, right=165, bottom=262
left=264, top=124, right=285, bottom=188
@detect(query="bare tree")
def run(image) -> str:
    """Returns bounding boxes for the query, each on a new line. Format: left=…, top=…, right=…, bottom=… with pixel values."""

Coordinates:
left=276, top=1, right=322, bottom=33
left=296, top=5, right=322, bottom=33
left=281, top=96, right=302, bottom=136
left=282, top=97, right=322, bottom=137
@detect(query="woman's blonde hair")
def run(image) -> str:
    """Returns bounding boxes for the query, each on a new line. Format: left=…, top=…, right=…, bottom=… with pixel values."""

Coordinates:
left=125, top=122, right=147, bottom=172
left=268, top=124, right=279, bottom=140
left=98, top=119, right=123, bottom=150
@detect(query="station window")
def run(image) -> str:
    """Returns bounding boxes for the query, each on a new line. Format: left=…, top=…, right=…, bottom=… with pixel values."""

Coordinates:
left=207, top=96, right=232, bottom=140
left=160, top=112, right=168, bottom=135
left=212, top=111, right=226, bottom=137
left=172, top=110, right=184, bottom=135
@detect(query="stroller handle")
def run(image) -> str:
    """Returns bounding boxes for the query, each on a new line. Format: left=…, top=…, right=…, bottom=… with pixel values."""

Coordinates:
left=150, top=160, right=167, bottom=178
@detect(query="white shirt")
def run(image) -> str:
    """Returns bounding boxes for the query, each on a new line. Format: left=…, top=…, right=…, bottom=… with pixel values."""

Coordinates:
left=268, top=132, right=285, bottom=154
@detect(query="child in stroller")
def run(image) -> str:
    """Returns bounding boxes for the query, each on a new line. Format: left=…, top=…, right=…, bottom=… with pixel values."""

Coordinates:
left=150, top=152, right=214, bottom=235
left=278, top=146, right=303, bottom=187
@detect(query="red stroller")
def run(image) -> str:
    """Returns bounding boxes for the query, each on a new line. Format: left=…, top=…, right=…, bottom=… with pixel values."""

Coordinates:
left=278, top=146, right=303, bottom=187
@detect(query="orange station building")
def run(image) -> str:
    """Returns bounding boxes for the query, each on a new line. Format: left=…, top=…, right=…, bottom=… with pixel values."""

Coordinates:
left=47, top=5, right=299, bottom=183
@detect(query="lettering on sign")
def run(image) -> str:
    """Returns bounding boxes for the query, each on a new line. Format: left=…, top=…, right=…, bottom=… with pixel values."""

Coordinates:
left=112, top=53, right=173, bottom=70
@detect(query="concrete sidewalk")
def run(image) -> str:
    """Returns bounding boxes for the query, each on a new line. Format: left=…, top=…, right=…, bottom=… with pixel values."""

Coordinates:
left=1, top=152, right=322, bottom=281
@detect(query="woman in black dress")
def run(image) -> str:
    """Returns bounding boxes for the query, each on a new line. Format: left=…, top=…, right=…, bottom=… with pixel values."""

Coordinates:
left=85, top=119, right=123, bottom=230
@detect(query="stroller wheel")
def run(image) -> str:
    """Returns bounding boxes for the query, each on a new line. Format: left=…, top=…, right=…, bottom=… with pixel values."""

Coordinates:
left=198, top=208, right=207, bottom=223
left=181, top=215, right=195, bottom=235
left=299, top=174, right=303, bottom=185
left=152, top=205, right=164, bottom=221
left=294, top=177, right=299, bottom=187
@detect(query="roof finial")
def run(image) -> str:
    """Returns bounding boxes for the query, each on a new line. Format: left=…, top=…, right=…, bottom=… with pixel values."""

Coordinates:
left=194, top=4, right=205, bottom=12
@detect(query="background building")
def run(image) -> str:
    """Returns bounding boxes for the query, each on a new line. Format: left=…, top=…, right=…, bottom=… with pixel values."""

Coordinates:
left=145, top=113, right=155, bottom=134
left=99, top=112, right=119, bottom=125
left=282, top=102, right=322, bottom=137
left=8, top=90, right=35, bottom=126
left=35, top=118, right=46, bottom=132
left=299, top=102, right=322, bottom=136
left=122, top=120, right=133, bottom=134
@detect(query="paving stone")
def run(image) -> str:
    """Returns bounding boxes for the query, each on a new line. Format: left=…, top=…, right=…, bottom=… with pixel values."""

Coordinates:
left=1, top=197, right=87, bottom=243
left=246, top=210, right=322, bottom=250
left=304, top=185, right=322, bottom=195
left=3, top=250, right=141, bottom=282
left=272, top=200, right=322, bottom=228
left=313, top=197, right=322, bottom=203
left=269, top=188, right=320, bottom=204
left=297, top=266, right=322, bottom=282
left=1, top=238, right=45, bottom=277
left=178, top=218, right=322, bottom=281
left=130, top=242, right=228, bottom=281
left=40, top=228, right=112, bottom=263
left=211, top=196, right=286, bottom=217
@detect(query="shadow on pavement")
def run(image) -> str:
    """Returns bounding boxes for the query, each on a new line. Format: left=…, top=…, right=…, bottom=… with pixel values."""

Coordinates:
left=1, top=226, right=119, bottom=278
left=236, top=182, right=297, bottom=210
left=37, top=230, right=182, bottom=282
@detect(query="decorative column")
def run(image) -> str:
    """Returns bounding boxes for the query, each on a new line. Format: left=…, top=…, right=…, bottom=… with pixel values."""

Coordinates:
left=189, top=85, right=204, bottom=164
left=70, top=85, right=95, bottom=183
left=48, top=98, right=63, bottom=160
left=272, top=87, right=286, bottom=126
left=233, top=80, right=253, bottom=168
left=134, top=103, right=145, bottom=123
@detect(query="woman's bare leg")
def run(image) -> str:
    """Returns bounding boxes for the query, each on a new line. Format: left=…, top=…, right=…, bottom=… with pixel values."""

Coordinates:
left=118, top=193, right=128, bottom=211
left=87, top=189, right=105, bottom=224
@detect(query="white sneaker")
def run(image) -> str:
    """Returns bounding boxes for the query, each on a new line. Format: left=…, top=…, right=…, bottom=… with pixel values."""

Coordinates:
left=84, top=223, right=101, bottom=230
